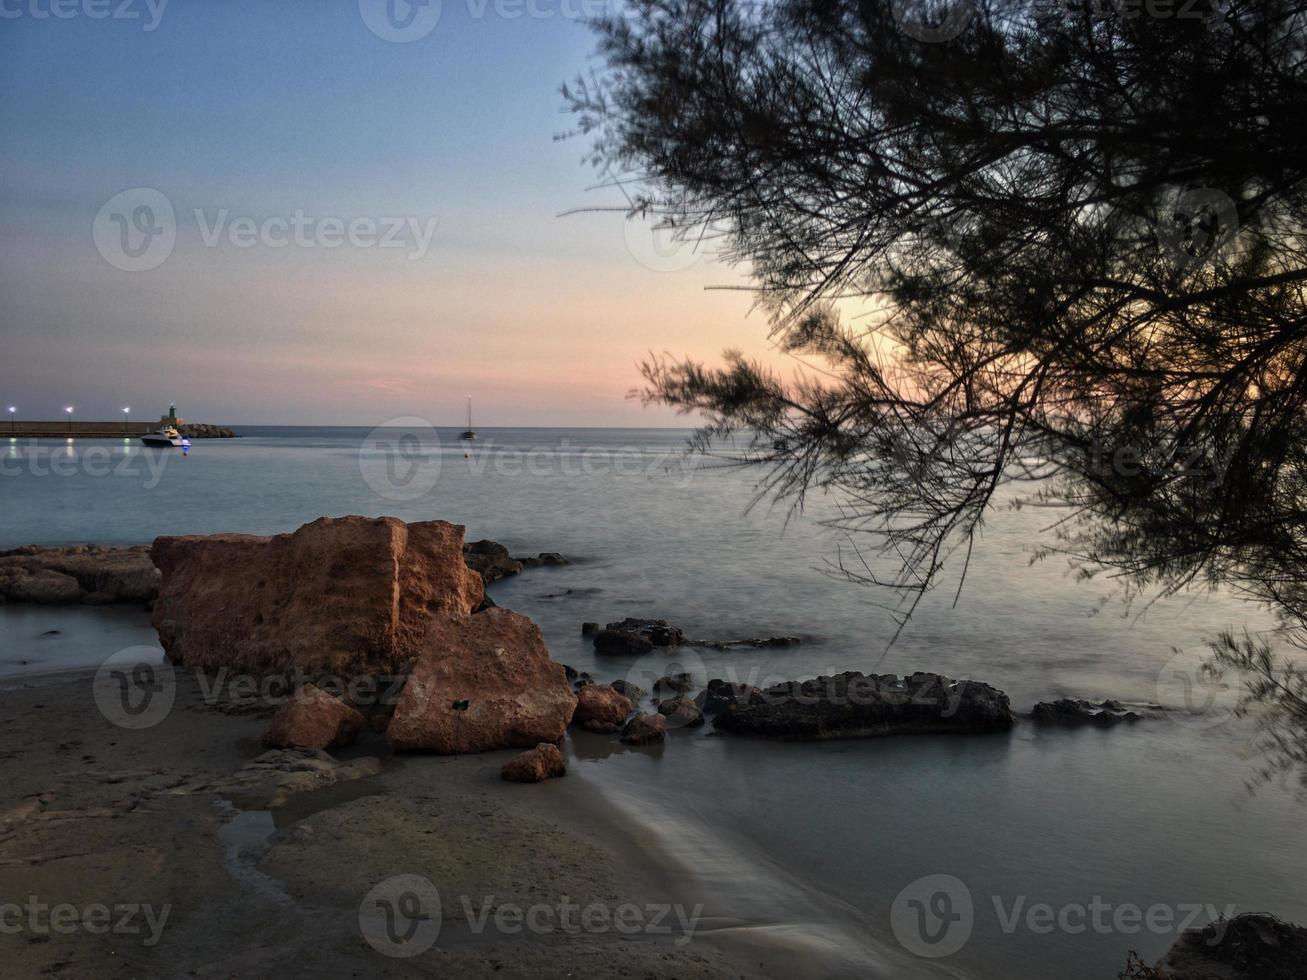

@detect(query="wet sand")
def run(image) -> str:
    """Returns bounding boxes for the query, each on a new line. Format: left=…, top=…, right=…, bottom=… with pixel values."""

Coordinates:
left=0, top=668, right=778, bottom=979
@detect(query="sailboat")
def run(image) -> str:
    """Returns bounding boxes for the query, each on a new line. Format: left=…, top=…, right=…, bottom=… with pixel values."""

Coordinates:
left=459, top=396, right=476, bottom=440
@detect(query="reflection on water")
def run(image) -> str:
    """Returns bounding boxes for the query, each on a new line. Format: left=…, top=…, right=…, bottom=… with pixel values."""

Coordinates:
left=2, top=427, right=1303, bottom=979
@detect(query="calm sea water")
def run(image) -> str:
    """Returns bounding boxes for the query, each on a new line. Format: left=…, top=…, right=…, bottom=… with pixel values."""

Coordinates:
left=1, top=426, right=1303, bottom=978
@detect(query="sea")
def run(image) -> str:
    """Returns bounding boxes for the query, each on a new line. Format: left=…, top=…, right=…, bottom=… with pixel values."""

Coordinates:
left=1, top=425, right=1303, bottom=979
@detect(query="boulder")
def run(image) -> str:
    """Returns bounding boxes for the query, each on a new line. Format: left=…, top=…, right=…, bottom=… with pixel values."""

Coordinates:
left=620, top=713, right=666, bottom=745
left=713, top=672, right=1015, bottom=740
left=386, top=608, right=577, bottom=754
left=696, top=679, right=764, bottom=715
left=1029, top=698, right=1141, bottom=726
left=501, top=743, right=567, bottom=783
left=657, top=696, right=705, bottom=729
left=150, top=516, right=485, bottom=675
left=573, top=684, right=633, bottom=734
left=261, top=684, right=368, bottom=750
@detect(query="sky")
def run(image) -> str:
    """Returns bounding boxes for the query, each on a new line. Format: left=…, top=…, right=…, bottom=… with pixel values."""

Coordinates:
left=0, top=0, right=771, bottom=426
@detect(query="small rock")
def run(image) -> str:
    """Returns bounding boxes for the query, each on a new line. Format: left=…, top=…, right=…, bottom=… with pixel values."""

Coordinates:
left=657, top=696, right=705, bottom=729
left=572, top=684, right=633, bottom=734
left=609, top=679, right=646, bottom=701
left=581, top=622, right=599, bottom=637
left=654, top=673, right=695, bottom=696
left=501, top=743, right=566, bottom=783
left=261, top=684, right=368, bottom=750
left=620, top=713, right=666, bottom=745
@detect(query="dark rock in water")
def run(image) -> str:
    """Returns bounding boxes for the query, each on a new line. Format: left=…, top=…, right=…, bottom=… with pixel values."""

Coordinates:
left=653, top=673, right=695, bottom=696
left=609, top=679, right=646, bottom=701
left=581, top=622, right=599, bottom=637
left=521, top=552, right=569, bottom=568
left=177, top=423, right=236, bottom=438
left=1149, top=913, right=1307, bottom=980
left=462, top=539, right=525, bottom=585
left=713, top=671, right=1014, bottom=740
left=696, top=679, right=764, bottom=715
left=40, top=629, right=62, bottom=637
left=593, top=629, right=653, bottom=656
left=572, top=672, right=594, bottom=690
left=1029, top=698, right=1141, bottom=727
left=657, top=696, right=705, bottom=729
left=562, top=664, right=579, bottom=681
left=592, top=617, right=684, bottom=655
left=620, top=712, right=666, bottom=745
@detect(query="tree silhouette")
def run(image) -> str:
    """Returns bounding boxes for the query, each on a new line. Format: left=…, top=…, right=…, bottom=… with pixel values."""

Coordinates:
left=568, top=0, right=1307, bottom=788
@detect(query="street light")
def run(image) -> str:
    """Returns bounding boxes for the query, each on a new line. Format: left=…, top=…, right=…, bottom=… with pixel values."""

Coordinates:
left=65, top=406, right=73, bottom=433
left=123, top=406, right=131, bottom=434
left=7, top=406, right=14, bottom=433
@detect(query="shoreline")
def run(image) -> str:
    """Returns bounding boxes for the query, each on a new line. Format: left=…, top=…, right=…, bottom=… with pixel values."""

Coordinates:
left=0, top=664, right=788, bottom=978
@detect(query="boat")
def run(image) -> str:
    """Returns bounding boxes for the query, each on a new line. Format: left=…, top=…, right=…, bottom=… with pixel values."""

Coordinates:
left=459, top=396, right=476, bottom=441
left=140, top=425, right=183, bottom=447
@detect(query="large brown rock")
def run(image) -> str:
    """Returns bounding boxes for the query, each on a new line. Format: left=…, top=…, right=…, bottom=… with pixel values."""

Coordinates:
left=572, top=684, right=633, bottom=733
left=501, top=743, right=567, bottom=783
left=150, top=516, right=484, bottom=675
left=386, top=608, right=577, bottom=754
left=261, top=684, right=368, bottom=750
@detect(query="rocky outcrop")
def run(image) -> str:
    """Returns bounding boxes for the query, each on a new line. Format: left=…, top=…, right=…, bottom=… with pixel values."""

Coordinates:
left=151, top=516, right=485, bottom=675
left=0, top=545, right=159, bottom=605
left=1028, top=698, right=1143, bottom=726
left=620, top=713, right=666, bottom=745
left=657, top=696, right=705, bottom=729
left=572, top=684, right=632, bottom=734
left=261, top=684, right=368, bottom=750
left=386, top=608, right=576, bottom=754
left=588, top=616, right=801, bottom=654
left=462, top=539, right=524, bottom=584
left=696, top=679, right=764, bottom=715
left=713, top=672, right=1015, bottom=740
left=462, top=541, right=569, bottom=586
left=1150, top=913, right=1307, bottom=980
left=501, top=743, right=567, bottom=783
left=592, top=618, right=685, bottom=655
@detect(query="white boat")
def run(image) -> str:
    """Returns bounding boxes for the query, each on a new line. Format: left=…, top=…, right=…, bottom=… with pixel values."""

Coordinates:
left=140, top=425, right=183, bottom=447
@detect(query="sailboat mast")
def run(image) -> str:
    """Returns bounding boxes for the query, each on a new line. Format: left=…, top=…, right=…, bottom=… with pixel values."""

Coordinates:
left=467, top=396, right=472, bottom=431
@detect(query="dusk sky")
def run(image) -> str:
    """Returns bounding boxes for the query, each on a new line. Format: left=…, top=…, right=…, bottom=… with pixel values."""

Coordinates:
left=0, top=0, right=768, bottom=426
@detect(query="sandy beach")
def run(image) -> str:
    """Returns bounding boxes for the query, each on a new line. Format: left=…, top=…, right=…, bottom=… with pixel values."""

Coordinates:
left=0, top=666, right=778, bottom=980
